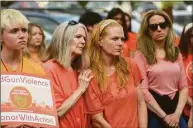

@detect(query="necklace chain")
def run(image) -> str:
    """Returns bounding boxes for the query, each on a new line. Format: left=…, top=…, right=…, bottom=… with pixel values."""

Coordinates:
left=1, top=57, right=23, bottom=72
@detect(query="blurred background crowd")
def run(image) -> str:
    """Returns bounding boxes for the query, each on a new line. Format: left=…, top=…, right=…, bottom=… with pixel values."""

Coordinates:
left=1, top=0, right=192, bottom=44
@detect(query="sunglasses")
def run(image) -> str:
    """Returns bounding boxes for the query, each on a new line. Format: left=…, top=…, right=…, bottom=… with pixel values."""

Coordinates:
left=68, top=20, right=78, bottom=26
left=149, top=21, right=168, bottom=31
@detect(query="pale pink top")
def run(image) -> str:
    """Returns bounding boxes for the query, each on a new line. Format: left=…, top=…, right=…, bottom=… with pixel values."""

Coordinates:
left=133, top=51, right=188, bottom=102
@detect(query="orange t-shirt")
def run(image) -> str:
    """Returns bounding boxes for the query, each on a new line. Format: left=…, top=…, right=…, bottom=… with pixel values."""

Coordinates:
left=123, top=32, right=137, bottom=57
left=43, top=60, right=86, bottom=128
left=1, top=57, right=50, bottom=127
left=27, top=53, right=44, bottom=67
left=125, top=32, right=137, bottom=51
left=183, top=54, right=192, bottom=117
left=84, top=58, right=141, bottom=128
left=1, top=57, right=45, bottom=76
left=122, top=43, right=129, bottom=57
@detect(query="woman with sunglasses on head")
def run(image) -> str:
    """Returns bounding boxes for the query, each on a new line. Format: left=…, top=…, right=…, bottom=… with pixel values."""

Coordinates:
left=24, top=23, right=46, bottom=66
left=43, top=20, right=93, bottom=128
left=133, top=10, right=188, bottom=128
left=1, top=9, right=46, bottom=128
left=84, top=19, right=147, bottom=128
left=179, top=23, right=193, bottom=128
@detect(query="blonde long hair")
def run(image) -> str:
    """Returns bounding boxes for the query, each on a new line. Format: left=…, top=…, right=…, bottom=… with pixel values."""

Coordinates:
left=88, top=19, right=129, bottom=91
left=43, top=21, right=89, bottom=70
left=137, top=10, right=179, bottom=65
left=24, top=23, right=46, bottom=60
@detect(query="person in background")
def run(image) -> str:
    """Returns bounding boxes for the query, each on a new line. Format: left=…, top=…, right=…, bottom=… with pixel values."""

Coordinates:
left=79, top=11, right=102, bottom=41
left=43, top=20, right=93, bottom=128
left=125, top=12, right=132, bottom=32
left=24, top=23, right=46, bottom=66
left=106, top=8, right=137, bottom=57
left=84, top=19, right=147, bottom=128
left=124, top=12, right=138, bottom=56
left=179, top=23, right=193, bottom=128
left=1, top=8, right=46, bottom=128
left=133, top=10, right=188, bottom=128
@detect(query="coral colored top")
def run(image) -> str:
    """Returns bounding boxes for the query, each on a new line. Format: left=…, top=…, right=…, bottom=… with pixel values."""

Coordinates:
left=84, top=58, right=141, bottom=128
left=125, top=32, right=137, bottom=51
left=122, top=43, right=129, bottom=57
left=133, top=51, right=188, bottom=102
left=183, top=54, right=192, bottom=117
left=1, top=57, right=45, bottom=76
left=43, top=60, right=86, bottom=128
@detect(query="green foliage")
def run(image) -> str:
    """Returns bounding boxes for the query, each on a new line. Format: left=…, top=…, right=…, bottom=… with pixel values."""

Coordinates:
left=78, top=1, right=88, bottom=8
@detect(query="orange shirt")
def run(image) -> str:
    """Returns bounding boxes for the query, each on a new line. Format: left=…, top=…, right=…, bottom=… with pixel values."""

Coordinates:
left=123, top=32, right=137, bottom=57
left=122, top=43, right=129, bottom=57
left=125, top=32, right=137, bottom=51
left=43, top=60, right=86, bottom=128
left=1, top=57, right=45, bottom=76
left=27, top=53, right=44, bottom=67
left=84, top=58, right=141, bottom=128
left=183, top=54, right=192, bottom=117
left=1, top=57, right=51, bottom=127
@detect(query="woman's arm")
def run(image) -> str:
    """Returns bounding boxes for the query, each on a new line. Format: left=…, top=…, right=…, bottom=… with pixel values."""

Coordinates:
left=57, top=86, right=87, bottom=117
left=163, top=87, right=188, bottom=128
left=137, top=85, right=147, bottom=128
left=58, top=69, right=93, bottom=117
left=133, top=52, right=167, bottom=119
left=174, top=86, right=188, bottom=117
left=188, top=107, right=193, bottom=128
left=91, top=113, right=112, bottom=128
left=187, top=96, right=193, bottom=127
left=143, top=89, right=167, bottom=119
left=187, top=96, right=193, bottom=107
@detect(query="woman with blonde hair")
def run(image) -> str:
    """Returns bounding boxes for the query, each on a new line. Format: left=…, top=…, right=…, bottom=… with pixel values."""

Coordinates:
left=133, top=10, right=188, bottom=128
left=84, top=19, right=147, bottom=128
left=25, top=23, right=46, bottom=66
left=43, top=20, right=93, bottom=128
left=1, top=9, right=46, bottom=128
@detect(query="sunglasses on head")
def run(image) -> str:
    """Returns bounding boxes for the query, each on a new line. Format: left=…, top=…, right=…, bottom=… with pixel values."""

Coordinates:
left=68, top=20, right=78, bottom=26
left=149, top=21, right=168, bottom=31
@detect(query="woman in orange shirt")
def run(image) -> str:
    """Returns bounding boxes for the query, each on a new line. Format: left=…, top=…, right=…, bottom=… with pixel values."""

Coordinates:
left=25, top=23, right=46, bottom=66
left=1, top=9, right=46, bottom=128
left=125, top=12, right=138, bottom=52
left=179, top=23, right=193, bottom=128
left=85, top=19, right=147, bottom=128
left=43, top=21, right=93, bottom=128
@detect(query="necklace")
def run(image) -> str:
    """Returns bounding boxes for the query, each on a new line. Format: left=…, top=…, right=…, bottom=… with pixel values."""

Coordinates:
left=1, top=57, right=23, bottom=72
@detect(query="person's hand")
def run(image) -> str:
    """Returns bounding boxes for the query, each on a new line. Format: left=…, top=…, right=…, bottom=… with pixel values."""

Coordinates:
left=188, top=108, right=193, bottom=128
left=163, top=113, right=180, bottom=128
left=78, top=69, right=94, bottom=92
